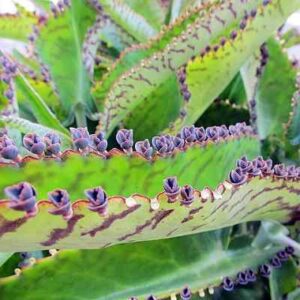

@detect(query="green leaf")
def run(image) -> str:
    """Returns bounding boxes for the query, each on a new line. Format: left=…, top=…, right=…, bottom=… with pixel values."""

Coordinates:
left=124, top=0, right=168, bottom=30
left=0, top=233, right=282, bottom=299
left=92, top=1, right=215, bottom=111
left=0, top=116, right=71, bottom=148
left=269, top=260, right=298, bottom=300
left=0, top=253, right=13, bottom=268
left=99, top=0, right=300, bottom=135
left=35, top=0, right=96, bottom=123
left=14, top=74, right=69, bottom=135
left=219, top=73, right=247, bottom=106
left=287, top=288, right=300, bottom=300
left=0, top=135, right=259, bottom=199
left=98, top=0, right=158, bottom=42
left=243, top=38, right=297, bottom=140
left=124, top=73, right=183, bottom=140
left=1, top=151, right=300, bottom=251
left=0, top=11, right=37, bottom=42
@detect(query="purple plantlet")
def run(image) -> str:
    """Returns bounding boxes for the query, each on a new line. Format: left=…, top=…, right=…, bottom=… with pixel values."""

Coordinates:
left=237, top=271, right=248, bottom=285
left=4, top=182, right=37, bottom=217
left=70, top=127, right=90, bottom=151
left=220, top=37, right=226, bottom=46
left=250, top=9, right=257, bottom=17
left=270, top=256, right=281, bottom=268
left=285, top=246, right=295, bottom=255
left=277, top=250, right=289, bottom=261
left=180, top=286, right=192, bottom=300
left=249, top=99, right=256, bottom=108
left=205, top=45, right=211, bottom=53
left=183, top=90, right=191, bottom=101
left=259, top=264, right=271, bottom=277
left=195, top=127, right=206, bottom=142
left=50, top=2, right=58, bottom=16
left=20, top=252, right=32, bottom=260
left=23, top=133, right=46, bottom=156
left=213, top=45, right=219, bottom=52
left=48, top=189, right=73, bottom=220
left=0, top=135, right=19, bottom=160
left=230, top=30, right=237, bottom=40
left=147, top=296, right=157, bottom=300
left=116, top=129, right=133, bottom=152
left=273, top=164, right=288, bottom=178
left=180, top=185, right=194, bottom=205
left=229, top=167, right=247, bottom=185
left=229, top=125, right=238, bottom=135
left=239, top=19, right=247, bottom=30
left=85, top=187, right=108, bottom=215
left=163, top=177, right=180, bottom=202
left=222, top=277, right=234, bottom=291
left=262, top=0, right=271, bottom=6
left=91, top=132, right=108, bottom=153
left=206, top=126, right=219, bottom=141
left=135, top=139, right=153, bottom=159
left=286, top=165, right=297, bottom=179
left=173, top=135, right=185, bottom=149
left=218, top=125, right=229, bottom=139
left=181, top=126, right=196, bottom=143
left=261, top=158, right=273, bottom=175
left=152, top=135, right=174, bottom=155
left=57, top=0, right=64, bottom=10
left=245, top=269, right=256, bottom=282
left=247, top=160, right=262, bottom=176
left=4, top=88, right=14, bottom=100
left=44, top=132, right=61, bottom=156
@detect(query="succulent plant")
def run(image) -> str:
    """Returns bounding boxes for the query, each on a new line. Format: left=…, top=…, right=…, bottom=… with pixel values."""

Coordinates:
left=0, top=0, right=299, bottom=299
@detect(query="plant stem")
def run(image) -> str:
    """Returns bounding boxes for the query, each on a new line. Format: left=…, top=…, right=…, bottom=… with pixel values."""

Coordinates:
left=74, top=103, right=87, bottom=128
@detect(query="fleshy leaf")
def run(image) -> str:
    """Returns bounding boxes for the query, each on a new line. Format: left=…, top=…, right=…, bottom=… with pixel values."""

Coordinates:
left=242, top=38, right=297, bottom=140
left=14, top=74, right=69, bottom=135
left=98, top=0, right=158, bottom=42
left=35, top=0, right=96, bottom=122
left=125, top=0, right=169, bottom=30
left=0, top=232, right=283, bottom=299
left=0, top=116, right=71, bottom=148
left=0, top=11, right=38, bottom=42
left=0, top=156, right=299, bottom=251
left=0, top=253, right=13, bottom=268
left=98, top=0, right=300, bottom=136
left=0, top=132, right=259, bottom=199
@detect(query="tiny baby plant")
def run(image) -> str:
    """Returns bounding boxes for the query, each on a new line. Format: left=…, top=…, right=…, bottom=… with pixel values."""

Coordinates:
left=0, top=0, right=299, bottom=299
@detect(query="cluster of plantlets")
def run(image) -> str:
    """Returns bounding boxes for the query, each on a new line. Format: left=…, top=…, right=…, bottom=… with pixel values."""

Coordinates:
left=0, top=0, right=299, bottom=299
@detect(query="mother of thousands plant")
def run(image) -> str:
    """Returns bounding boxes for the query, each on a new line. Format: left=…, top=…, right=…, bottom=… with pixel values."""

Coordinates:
left=0, top=0, right=299, bottom=299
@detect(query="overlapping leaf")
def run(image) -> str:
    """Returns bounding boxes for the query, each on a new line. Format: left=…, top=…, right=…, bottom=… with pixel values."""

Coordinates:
left=0, top=232, right=282, bottom=299
left=97, top=0, right=300, bottom=136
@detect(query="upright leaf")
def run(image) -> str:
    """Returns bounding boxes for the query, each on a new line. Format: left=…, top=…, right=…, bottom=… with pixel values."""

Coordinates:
left=35, top=0, right=96, bottom=124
